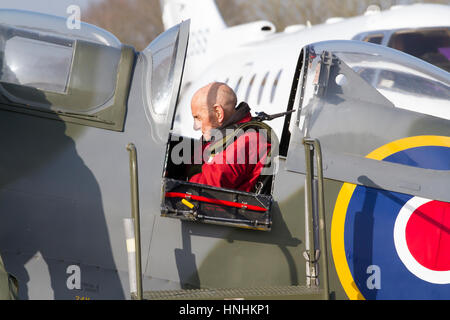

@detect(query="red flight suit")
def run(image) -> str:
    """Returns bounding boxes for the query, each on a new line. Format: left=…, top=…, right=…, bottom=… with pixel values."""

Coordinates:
left=189, top=110, right=271, bottom=193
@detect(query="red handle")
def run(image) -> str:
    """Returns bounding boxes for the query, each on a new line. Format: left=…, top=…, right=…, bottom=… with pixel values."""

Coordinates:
left=165, top=192, right=267, bottom=213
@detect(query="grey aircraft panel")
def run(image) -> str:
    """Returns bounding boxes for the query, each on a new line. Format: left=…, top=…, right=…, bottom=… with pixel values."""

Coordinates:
left=287, top=42, right=450, bottom=202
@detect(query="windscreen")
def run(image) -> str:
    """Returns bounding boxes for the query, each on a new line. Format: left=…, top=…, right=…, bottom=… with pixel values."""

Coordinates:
left=331, top=44, right=450, bottom=120
left=388, top=27, right=450, bottom=72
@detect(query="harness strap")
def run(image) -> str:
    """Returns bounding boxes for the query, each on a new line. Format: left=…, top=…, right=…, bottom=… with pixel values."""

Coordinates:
left=209, top=120, right=273, bottom=157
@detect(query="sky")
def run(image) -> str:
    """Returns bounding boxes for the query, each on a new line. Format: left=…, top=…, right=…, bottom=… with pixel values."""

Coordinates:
left=0, top=0, right=102, bottom=17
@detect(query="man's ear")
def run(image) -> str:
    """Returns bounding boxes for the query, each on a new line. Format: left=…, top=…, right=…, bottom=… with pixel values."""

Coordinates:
left=213, top=104, right=225, bottom=124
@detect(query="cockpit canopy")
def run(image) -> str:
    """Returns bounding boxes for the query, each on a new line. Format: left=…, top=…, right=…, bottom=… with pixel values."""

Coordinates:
left=0, top=10, right=133, bottom=131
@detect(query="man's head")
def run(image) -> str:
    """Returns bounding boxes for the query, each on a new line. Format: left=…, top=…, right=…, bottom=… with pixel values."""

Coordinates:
left=191, top=82, right=237, bottom=140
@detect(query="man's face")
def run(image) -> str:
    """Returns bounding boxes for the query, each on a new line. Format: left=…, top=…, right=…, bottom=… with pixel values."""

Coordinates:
left=191, top=101, right=219, bottom=141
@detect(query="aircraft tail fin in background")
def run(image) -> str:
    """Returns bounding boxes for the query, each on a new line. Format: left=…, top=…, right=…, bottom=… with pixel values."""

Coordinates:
left=159, top=0, right=227, bottom=83
left=160, top=0, right=227, bottom=31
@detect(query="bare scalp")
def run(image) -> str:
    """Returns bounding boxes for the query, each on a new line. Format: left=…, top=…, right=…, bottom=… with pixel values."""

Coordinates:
left=191, top=82, right=237, bottom=117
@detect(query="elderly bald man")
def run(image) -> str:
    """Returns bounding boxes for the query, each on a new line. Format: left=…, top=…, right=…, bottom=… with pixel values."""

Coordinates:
left=188, top=82, right=272, bottom=193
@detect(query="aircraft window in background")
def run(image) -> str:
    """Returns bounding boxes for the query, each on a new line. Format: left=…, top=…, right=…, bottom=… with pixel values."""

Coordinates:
left=362, top=34, right=384, bottom=45
left=258, top=72, right=269, bottom=105
left=234, top=76, right=243, bottom=94
left=270, top=69, right=282, bottom=103
left=245, top=74, right=256, bottom=101
left=387, top=27, right=450, bottom=72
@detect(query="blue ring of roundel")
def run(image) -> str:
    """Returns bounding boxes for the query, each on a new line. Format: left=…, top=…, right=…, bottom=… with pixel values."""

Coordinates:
left=344, top=145, right=450, bottom=299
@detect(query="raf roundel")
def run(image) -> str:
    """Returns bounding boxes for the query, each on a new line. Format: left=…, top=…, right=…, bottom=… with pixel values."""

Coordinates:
left=394, top=196, right=450, bottom=284
left=331, top=136, right=450, bottom=300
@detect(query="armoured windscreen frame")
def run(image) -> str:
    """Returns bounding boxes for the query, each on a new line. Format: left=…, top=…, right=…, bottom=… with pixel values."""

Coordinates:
left=286, top=41, right=450, bottom=203
left=160, top=129, right=275, bottom=231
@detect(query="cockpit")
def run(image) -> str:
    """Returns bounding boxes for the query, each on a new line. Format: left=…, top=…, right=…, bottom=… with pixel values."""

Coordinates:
left=161, top=101, right=277, bottom=232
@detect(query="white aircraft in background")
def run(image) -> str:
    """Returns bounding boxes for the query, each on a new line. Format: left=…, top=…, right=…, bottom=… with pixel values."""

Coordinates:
left=160, top=0, right=450, bottom=139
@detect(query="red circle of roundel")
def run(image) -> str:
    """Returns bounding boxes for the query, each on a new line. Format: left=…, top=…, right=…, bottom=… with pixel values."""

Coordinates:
left=405, top=200, right=450, bottom=272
